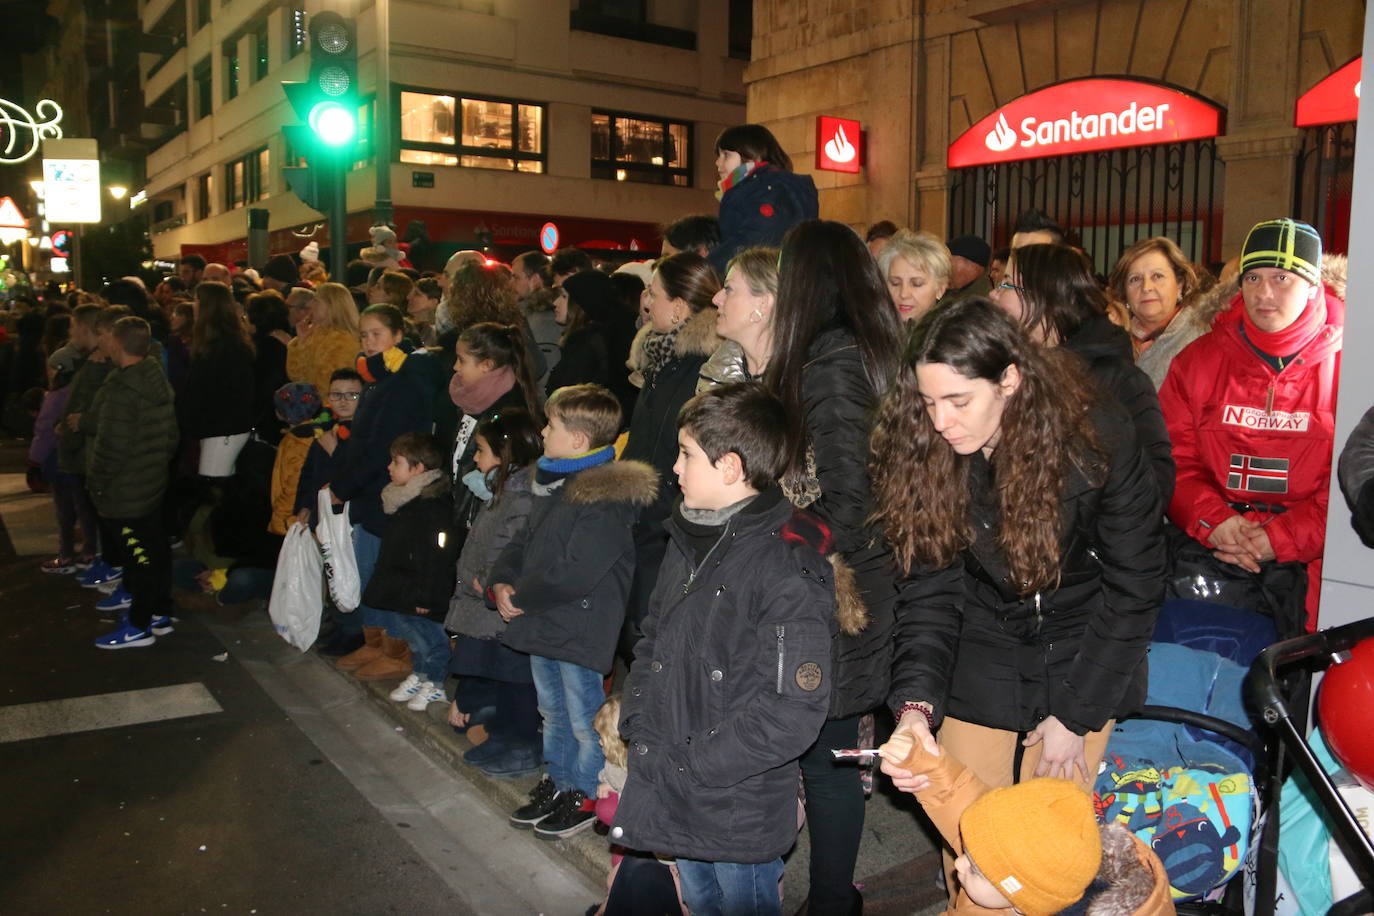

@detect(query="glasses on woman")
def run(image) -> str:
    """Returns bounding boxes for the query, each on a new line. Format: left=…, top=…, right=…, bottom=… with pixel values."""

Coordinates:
left=996, top=281, right=1027, bottom=294
left=328, top=391, right=361, bottom=402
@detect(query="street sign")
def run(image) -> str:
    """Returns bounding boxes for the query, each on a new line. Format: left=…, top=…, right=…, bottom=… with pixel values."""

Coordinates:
left=41, top=138, right=101, bottom=224
left=412, top=171, right=435, bottom=188
left=540, top=221, right=559, bottom=254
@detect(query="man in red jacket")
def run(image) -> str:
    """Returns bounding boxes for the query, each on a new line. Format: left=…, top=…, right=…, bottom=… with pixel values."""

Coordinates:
left=1159, top=218, right=1342, bottom=631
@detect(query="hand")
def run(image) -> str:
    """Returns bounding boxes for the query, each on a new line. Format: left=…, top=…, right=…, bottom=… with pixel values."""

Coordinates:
left=319, top=429, right=339, bottom=455
left=295, top=508, right=311, bottom=528
left=879, top=706, right=938, bottom=794
left=492, top=583, right=524, bottom=621
left=1235, top=519, right=1277, bottom=564
left=596, top=782, right=611, bottom=799
left=66, top=413, right=81, bottom=431
left=470, top=576, right=482, bottom=594
left=447, top=700, right=467, bottom=728
left=1023, top=715, right=1088, bottom=782
left=1207, top=515, right=1261, bottom=572
left=415, top=607, right=430, bottom=615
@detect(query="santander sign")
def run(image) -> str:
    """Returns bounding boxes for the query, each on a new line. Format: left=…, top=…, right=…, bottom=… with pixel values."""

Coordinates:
left=1295, top=57, right=1361, bottom=127
left=948, top=78, right=1223, bottom=169
left=816, top=115, right=862, bottom=173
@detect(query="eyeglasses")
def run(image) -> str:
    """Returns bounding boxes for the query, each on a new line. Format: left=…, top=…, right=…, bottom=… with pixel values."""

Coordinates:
left=328, top=392, right=361, bottom=402
left=996, top=281, right=1026, bottom=294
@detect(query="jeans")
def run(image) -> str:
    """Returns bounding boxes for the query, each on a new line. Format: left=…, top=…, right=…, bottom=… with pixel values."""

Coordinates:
left=108, top=512, right=172, bottom=631
left=529, top=655, right=605, bottom=795
left=389, top=614, right=450, bottom=683
left=351, top=524, right=387, bottom=629
left=676, top=858, right=783, bottom=916
left=52, top=472, right=99, bottom=558
left=799, top=715, right=866, bottom=914
left=172, top=558, right=274, bottom=604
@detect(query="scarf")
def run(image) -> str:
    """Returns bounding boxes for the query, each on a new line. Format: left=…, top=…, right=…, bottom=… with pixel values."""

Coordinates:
left=640, top=328, right=680, bottom=383
left=356, top=341, right=413, bottom=383
left=449, top=365, right=515, bottom=416
left=380, top=468, right=443, bottom=515
left=534, top=445, right=616, bottom=489
left=1229, top=288, right=1328, bottom=359
left=715, top=159, right=766, bottom=201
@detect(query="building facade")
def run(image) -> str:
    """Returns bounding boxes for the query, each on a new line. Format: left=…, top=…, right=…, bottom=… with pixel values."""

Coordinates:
left=747, top=0, right=1363, bottom=270
left=138, top=0, right=748, bottom=266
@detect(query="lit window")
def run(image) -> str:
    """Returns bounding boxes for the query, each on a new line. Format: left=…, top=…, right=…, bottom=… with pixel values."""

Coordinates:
left=399, top=90, right=545, bottom=173
left=592, top=111, right=690, bottom=186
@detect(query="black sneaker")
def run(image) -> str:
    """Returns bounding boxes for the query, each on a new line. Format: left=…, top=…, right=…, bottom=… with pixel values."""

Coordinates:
left=509, top=775, right=561, bottom=828
left=533, top=789, right=596, bottom=840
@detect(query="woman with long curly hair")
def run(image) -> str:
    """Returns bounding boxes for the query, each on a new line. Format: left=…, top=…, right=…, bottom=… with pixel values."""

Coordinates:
left=872, top=298, right=1165, bottom=909
left=180, top=281, right=257, bottom=477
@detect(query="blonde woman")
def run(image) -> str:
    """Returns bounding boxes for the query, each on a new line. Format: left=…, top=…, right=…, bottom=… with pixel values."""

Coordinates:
left=877, top=229, right=951, bottom=323
left=287, top=282, right=362, bottom=394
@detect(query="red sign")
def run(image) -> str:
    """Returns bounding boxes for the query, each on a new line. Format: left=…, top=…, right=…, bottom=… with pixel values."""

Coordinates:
left=540, top=221, right=559, bottom=254
left=815, top=116, right=862, bottom=173
left=1296, top=57, right=1361, bottom=127
left=948, top=79, right=1224, bottom=168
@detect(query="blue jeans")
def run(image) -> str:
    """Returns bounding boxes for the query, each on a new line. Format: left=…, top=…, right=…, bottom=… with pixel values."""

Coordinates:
left=351, top=524, right=387, bottom=629
left=390, top=614, right=450, bottom=683
left=528, top=655, right=605, bottom=796
left=675, top=858, right=783, bottom=916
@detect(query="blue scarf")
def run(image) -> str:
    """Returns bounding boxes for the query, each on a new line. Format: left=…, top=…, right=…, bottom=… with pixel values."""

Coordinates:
left=535, top=445, right=616, bottom=487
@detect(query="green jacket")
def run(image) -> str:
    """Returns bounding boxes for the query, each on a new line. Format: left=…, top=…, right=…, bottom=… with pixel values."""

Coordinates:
left=86, top=357, right=178, bottom=519
left=56, top=354, right=109, bottom=475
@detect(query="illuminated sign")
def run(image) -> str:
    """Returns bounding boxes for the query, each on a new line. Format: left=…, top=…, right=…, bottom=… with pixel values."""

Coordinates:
left=51, top=229, right=73, bottom=256
left=0, top=99, right=63, bottom=163
left=42, top=139, right=101, bottom=224
left=539, top=221, right=559, bottom=254
left=948, top=79, right=1224, bottom=168
left=815, top=116, right=862, bottom=173
left=0, top=197, right=27, bottom=244
left=1296, top=57, right=1361, bottom=127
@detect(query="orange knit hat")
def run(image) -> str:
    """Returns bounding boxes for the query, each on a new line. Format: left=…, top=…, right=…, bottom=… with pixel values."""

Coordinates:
left=959, top=778, right=1102, bottom=916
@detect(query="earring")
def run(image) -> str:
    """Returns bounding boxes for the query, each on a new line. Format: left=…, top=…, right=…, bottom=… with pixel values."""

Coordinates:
left=749, top=308, right=764, bottom=324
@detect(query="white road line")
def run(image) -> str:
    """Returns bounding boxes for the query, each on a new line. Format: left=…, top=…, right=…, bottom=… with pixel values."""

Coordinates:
left=0, top=683, right=223, bottom=743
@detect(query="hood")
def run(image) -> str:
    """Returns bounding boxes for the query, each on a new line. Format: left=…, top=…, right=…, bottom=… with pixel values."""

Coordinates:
left=563, top=459, right=660, bottom=507
left=1195, top=251, right=1347, bottom=334
left=562, top=270, right=626, bottom=325
left=1212, top=284, right=1345, bottom=368
left=627, top=306, right=723, bottom=374
left=1064, top=313, right=1133, bottom=362
left=112, top=356, right=171, bottom=399
left=1084, top=824, right=1169, bottom=916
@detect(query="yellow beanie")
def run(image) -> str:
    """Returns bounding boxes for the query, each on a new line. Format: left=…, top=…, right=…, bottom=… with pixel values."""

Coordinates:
left=959, top=778, right=1102, bottom=916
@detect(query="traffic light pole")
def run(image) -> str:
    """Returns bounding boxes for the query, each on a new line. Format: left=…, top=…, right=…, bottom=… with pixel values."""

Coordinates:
left=373, top=0, right=393, bottom=229
left=328, top=154, right=347, bottom=283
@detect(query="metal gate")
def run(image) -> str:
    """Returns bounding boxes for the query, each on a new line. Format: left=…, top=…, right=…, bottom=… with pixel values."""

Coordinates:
left=1294, top=122, right=1356, bottom=255
left=948, top=139, right=1223, bottom=275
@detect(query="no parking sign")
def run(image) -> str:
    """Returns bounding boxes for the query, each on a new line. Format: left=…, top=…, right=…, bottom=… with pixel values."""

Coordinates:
left=539, top=222, right=559, bottom=254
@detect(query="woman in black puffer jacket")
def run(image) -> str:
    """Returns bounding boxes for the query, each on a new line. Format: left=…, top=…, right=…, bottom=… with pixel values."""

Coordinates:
left=764, top=220, right=904, bottom=916
left=179, top=282, right=256, bottom=477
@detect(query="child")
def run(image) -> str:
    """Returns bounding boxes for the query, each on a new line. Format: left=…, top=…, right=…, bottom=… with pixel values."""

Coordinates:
left=490, top=384, right=658, bottom=839
left=268, top=382, right=322, bottom=535
left=89, top=317, right=180, bottom=649
left=294, top=368, right=364, bottom=529
left=876, top=730, right=1173, bottom=916
left=362, top=432, right=460, bottom=708
left=443, top=409, right=545, bottom=777
left=613, top=382, right=838, bottom=915
left=35, top=345, right=96, bottom=572
left=57, top=305, right=115, bottom=582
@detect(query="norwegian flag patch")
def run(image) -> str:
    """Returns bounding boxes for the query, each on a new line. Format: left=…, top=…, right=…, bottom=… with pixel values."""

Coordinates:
left=1227, top=454, right=1289, bottom=494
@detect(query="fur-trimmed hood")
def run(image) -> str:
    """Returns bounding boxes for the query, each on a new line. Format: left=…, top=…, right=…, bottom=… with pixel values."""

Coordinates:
left=563, top=459, right=660, bottom=507
left=827, top=552, right=868, bottom=636
left=1082, top=823, right=1173, bottom=916
left=1195, top=251, right=1347, bottom=331
left=627, top=307, right=723, bottom=384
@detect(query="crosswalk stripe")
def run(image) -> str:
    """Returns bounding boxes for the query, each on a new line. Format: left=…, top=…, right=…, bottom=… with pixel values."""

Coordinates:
left=0, top=683, right=223, bottom=743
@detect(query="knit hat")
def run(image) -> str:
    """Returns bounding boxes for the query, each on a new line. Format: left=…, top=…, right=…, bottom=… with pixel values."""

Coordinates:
left=300, top=241, right=320, bottom=263
left=1240, top=218, right=1322, bottom=287
left=612, top=259, right=654, bottom=288
left=959, top=778, right=1102, bottom=916
left=273, top=381, right=322, bottom=426
left=948, top=234, right=992, bottom=268
left=263, top=254, right=299, bottom=286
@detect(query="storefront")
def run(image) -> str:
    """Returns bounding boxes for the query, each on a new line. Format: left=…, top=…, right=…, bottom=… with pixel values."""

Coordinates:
left=1294, top=57, right=1359, bottom=254
left=946, top=78, right=1226, bottom=273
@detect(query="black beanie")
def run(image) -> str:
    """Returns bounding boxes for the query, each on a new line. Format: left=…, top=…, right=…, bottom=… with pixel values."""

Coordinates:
left=1240, top=219, right=1322, bottom=287
left=264, top=254, right=299, bottom=286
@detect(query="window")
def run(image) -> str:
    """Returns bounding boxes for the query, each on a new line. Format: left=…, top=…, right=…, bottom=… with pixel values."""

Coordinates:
left=223, top=41, right=240, bottom=101
left=194, top=0, right=212, bottom=32
left=193, top=57, right=212, bottom=120
left=287, top=9, right=307, bottom=60
left=252, top=20, right=269, bottom=81
left=225, top=147, right=269, bottom=209
left=591, top=112, right=691, bottom=186
left=197, top=172, right=213, bottom=220
left=570, top=0, right=697, bottom=51
left=398, top=90, right=544, bottom=173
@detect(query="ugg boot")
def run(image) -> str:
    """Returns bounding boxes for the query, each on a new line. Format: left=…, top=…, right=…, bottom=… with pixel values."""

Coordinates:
left=354, top=635, right=413, bottom=681
left=335, top=626, right=385, bottom=671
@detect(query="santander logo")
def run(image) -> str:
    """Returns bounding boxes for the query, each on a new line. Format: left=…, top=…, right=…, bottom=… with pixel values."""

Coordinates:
left=824, top=123, right=857, bottom=163
left=984, top=113, right=1017, bottom=152
left=815, top=115, right=863, bottom=173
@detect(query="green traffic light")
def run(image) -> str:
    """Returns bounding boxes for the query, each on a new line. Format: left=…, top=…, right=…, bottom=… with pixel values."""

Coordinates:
left=309, top=101, right=356, bottom=147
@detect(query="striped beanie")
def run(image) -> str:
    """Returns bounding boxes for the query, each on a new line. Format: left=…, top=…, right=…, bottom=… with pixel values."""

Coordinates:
left=1240, top=218, right=1322, bottom=287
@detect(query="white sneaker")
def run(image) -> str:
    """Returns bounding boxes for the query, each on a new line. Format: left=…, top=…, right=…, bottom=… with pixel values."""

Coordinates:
left=388, top=673, right=425, bottom=702
left=405, top=681, right=445, bottom=711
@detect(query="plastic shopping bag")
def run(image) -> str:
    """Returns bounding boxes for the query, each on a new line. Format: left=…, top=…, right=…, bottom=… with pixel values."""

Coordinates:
left=316, top=488, right=361, bottom=612
left=268, top=522, right=324, bottom=651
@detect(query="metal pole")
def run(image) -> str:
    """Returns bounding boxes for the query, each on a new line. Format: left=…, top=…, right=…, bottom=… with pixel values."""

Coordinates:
left=72, top=229, right=83, bottom=290
left=373, top=0, right=393, bottom=228
left=329, top=156, right=347, bottom=282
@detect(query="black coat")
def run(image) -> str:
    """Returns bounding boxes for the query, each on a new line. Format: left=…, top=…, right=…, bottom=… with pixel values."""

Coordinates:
left=616, top=491, right=834, bottom=864
left=180, top=338, right=256, bottom=438
left=490, top=460, right=659, bottom=673
left=797, top=327, right=898, bottom=719
left=1062, top=314, right=1175, bottom=508
left=251, top=334, right=289, bottom=441
left=545, top=324, right=637, bottom=423
left=708, top=165, right=819, bottom=277
left=362, top=476, right=461, bottom=615
left=889, top=405, right=1166, bottom=735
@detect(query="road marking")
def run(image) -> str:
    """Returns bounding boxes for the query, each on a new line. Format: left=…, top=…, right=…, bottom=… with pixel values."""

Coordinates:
left=0, top=683, right=223, bottom=743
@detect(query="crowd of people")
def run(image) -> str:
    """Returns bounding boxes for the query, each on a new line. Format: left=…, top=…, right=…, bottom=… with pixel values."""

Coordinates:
left=18, top=122, right=1364, bottom=916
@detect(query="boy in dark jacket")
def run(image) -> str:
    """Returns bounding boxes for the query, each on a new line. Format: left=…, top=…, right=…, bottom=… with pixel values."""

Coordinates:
left=362, top=431, right=459, bottom=709
left=614, top=382, right=837, bottom=916
left=490, top=384, right=658, bottom=839
left=89, top=317, right=180, bottom=649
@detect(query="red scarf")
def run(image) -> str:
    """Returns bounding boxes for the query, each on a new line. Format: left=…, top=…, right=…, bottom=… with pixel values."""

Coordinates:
left=449, top=365, right=515, bottom=416
left=1227, top=289, right=1328, bottom=357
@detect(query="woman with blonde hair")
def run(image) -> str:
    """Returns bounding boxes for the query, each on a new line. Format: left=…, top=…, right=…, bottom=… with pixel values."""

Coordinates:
left=287, top=281, right=362, bottom=394
left=878, top=229, right=951, bottom=323
left=1106, top=236, right=1202, bottom=388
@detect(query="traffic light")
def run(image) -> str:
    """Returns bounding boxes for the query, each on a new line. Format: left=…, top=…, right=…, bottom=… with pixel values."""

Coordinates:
left=281, top=11, right=359, bottom=212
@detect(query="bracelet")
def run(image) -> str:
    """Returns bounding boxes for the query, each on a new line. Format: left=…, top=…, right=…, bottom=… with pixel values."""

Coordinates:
left=896, top=702, right=935, bottom=732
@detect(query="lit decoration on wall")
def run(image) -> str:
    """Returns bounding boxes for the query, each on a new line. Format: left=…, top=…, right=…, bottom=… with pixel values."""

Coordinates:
left=0, top=99, right=64, bottom=164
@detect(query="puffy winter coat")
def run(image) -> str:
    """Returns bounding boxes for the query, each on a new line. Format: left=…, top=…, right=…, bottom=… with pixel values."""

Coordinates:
left=491, top=460, right=659, bottom=673
left=86, top=357, right=179, bottom=519
left=615, top=490, right=836, bottom=863
left=362, top=474, right=460, bottom=615
left=445, top=467, right=536, bottom=640
left=708, top=165, right=818, bottom=276
left=269, top=429, right=314, bottom=535
left=890, top=405, right=1166, bottom=735
left=1158, top=289, right=1342, bottom=631
left=287, top=326, right=360, bottom=394
left=180, top=338, right=257, bottom=438
left=57, top=356, right=110, bottom=475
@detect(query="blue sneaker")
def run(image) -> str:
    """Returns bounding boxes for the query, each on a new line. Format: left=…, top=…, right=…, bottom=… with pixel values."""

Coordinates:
left=94, top=623, right=155, bottom=650
left=80, top=560, right=123, bottom=589
left=122, top=612, right=175, bottom=636
left=95, top=587, right=133, bottom=612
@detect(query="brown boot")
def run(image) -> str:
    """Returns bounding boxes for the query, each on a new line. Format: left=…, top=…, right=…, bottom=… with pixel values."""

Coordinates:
left=335, top=626, right=385, bottom=671
left=354, top=636, right=413, bottom=681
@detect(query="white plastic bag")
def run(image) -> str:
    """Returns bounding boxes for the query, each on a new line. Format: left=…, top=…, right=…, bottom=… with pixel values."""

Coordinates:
left=268, top=523, right=324, bottom=651
left=316, top=488, right=361, bottom=612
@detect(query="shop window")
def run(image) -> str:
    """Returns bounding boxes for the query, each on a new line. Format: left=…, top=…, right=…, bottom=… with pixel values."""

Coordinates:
left=398, top=90, right=544, bottom=173
left=591, top=111, right=691, bottom=186
left=196, top=172, right=213, bottom=220
left=193, top=57, right=212, bottom=120
left=252, top=20, right=270, bottom=82
left=223, top=41, right=240, bottom=101
left=225, top=147, right=270, bottom=210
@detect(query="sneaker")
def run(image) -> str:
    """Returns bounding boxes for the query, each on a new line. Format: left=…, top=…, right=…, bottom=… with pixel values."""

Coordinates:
left=80, top=560, right=123, bottom=589
left=148, top=615, right=176, bottom=636
left=463, top=736, right=511, bottom=766
left=41, top=556, right=78, bottom=574
left=405, top=681, right=446, bottom=711
left=94, top=623, right=155, bottom=650
left=534, top=790, right=596, bottom=839
left=95, top=587, right=133, bottom=612
left=479, top=743, right=543, bottom=779
left=509, top=775, right=561, bottom=829
left=388, top=673, right=425, bottom=702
